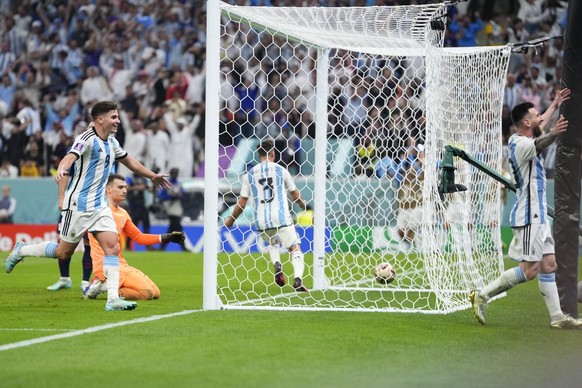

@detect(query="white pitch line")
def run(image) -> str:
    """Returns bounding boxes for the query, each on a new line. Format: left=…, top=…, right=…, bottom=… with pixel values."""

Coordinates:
left=0, top=309, right=202, bottom=352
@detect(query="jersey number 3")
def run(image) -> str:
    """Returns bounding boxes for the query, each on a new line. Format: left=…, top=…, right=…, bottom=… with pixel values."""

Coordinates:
left=258, top=177, right=274, bottom=203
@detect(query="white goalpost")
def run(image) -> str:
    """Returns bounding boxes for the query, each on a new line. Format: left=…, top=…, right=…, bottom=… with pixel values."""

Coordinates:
left=204, top=1, right=511, bottom=313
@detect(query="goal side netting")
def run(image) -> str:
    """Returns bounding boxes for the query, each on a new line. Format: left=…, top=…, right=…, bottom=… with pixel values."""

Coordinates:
left=203, top=1, right=511, bottom=313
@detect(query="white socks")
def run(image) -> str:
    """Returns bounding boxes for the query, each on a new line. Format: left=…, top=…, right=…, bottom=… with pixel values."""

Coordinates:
left=481, top=266, right=527, bottom=301
left=291, top=250, right=305, bottom=279
left=103, top=255, right=120, bottom=301
left=268, top=245, right=281, bottom=266
left=20, top=241, right=58, bottom=258
left=538, top=273, right=564, bottom=321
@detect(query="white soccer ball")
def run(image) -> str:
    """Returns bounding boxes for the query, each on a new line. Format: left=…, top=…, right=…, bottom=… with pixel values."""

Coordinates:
left=374, top=262, right=396, bottom=285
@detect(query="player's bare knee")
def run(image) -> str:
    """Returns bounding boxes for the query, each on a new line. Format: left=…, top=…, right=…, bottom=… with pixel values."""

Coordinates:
left=520, top=264, right=540, bottom=281
left=102, top=242, right=120, bottom=256
left=524, top=270, right=538, bottom=281
left=540, top=261, right=557, bottom=274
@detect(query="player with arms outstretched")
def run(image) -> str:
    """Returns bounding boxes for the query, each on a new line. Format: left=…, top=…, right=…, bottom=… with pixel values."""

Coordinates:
left=225, top=140, right=309, bottom=291
left=470, top=89, right=582, bottom=329
left=4, top=101, right=171, bottom=311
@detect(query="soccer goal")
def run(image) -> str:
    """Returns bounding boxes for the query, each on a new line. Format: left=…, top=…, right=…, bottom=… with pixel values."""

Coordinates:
left=203, top=1, right=511, bottom=313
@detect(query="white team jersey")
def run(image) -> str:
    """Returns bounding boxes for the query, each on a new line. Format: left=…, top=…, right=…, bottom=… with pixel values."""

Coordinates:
left=240, top=160, right=296, bottom=230
left=63, top=128, right=127, bottom=212
left=508, top=133, right=547, bottom=227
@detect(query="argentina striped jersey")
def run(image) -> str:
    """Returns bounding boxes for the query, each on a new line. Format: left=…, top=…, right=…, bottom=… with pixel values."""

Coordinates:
left=64, top=128, right=127, bottom=212
left=240, top=161, right=295, bottom=230
left=508, top=134, right=547, bottom=227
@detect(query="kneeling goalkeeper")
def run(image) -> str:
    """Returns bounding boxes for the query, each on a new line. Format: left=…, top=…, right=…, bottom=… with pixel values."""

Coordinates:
left=83, top=174, right=185, bottom=300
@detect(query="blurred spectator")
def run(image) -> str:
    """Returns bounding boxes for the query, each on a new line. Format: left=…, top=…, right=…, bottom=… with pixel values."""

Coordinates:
left=164, top=84, right=188, bottom=120
left=15, top=98, right=41, bottom=137
left=21, top=138, right=44, bottom=176
left=0, top=42, right=16, bottom=74
left=355, top=136, right=376, bottom=178
left=100, top=52, right=137, bottom=102
left=158, top=167, right=188, bottom=251
left=80, top=66, right=113, bottom=106
left=125, top=174, right=152, bottom=250
left=184, top=64, right=205, bottom=106
left=519, top=75, right=542, bottom=112
left=484, top=13, right=507, bottom=46
left=450, top=12, right=484, bottom=47
left=1, top=116, right=27, bottom=168
left=503, top=73, right=522, bottom=110
left=233, top=72, right=259, bottom=144
left=20, top=155, right=40, bottom=177
left=133, top=70, right=152, bottom=100
left=50, top=131, right=73, bottom=171
left=145, top=119, right=170, bottom=173
left=530, top=64, right=547, bottom=89
left=342, top=82, right=369, bottom=139
left=118, top=110, right=147, bottom=178
left=0, top=184, right=16, bottom=223
left=0, top=70, right=17, bottom=115
left=164, top=112, right=198, bottom=179
left=43, top=94, right=80, bottom=136
left=0, top=157, right=18, bottom=178
left=517, top=0, right=546, bottom=34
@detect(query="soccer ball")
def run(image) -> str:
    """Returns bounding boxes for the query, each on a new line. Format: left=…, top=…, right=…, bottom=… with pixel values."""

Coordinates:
left=374, top=262, right=396, bottom=285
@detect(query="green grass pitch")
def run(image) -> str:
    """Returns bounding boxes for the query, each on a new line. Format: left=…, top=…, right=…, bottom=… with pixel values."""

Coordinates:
left=0, top=251, right=581, bottom=388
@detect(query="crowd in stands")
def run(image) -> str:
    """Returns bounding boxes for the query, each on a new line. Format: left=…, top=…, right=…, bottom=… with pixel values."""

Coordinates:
left=0, top=0, right=207, bottom=180
left=0, top=0, right=569, bottom=183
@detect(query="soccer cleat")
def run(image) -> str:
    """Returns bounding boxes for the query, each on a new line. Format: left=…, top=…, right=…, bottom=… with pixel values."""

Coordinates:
left=550, top=315, right=582, bottom=330
left=46, top=278, right=73, bottom=291
left=105, top=298, right=137, bottom=311
left=469, top=289, right=487, bottom=325
left=293, top=277, right=309, bottom=292
left=5, top=241, right=26, bottom=273
left=80, top=280, right=90, bottom=292
left=82, top=278, right=105, bottom=300
left=274, top=262, right=285, bottom=287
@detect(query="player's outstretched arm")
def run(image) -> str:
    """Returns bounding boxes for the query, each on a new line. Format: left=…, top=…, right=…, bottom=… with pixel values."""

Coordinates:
left=536, top=114, right=568, bottom=152
left=540, top=87, right=571, bottom=131
left=119, top=155, right=171, bottom=189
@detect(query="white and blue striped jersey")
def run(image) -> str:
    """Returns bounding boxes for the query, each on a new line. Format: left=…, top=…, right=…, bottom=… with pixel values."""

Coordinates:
left=508, top=134, right=547, bottom=227
left=240, top=161, right=296, bottom=230
left=63, top=128, right=127, bottom=212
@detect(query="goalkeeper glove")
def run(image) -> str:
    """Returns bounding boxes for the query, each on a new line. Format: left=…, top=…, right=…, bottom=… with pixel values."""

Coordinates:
left=161, top=231, right=185, bottom=244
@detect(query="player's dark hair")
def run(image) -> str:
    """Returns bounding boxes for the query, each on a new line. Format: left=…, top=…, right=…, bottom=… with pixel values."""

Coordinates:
left=258, top=140, right=274, bottom=157
left=511, top=102, right=534, bottom=128
left=107, top=173, right=126, bottom=184
left=91, top=101, right=118, bottom=120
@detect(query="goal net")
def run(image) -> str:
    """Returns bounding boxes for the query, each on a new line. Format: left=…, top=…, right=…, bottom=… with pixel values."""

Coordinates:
left=203, top=1, right=511, bottom=313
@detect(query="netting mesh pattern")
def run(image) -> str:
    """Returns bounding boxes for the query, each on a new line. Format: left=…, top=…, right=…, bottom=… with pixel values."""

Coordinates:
left=210, top=1, right=510, bottom=313
left=221, top=3, right=444, bottom=54
left=423, top=46, right=512, bottom=311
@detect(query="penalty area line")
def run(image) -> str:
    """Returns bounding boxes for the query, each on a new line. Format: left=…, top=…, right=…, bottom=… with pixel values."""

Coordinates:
left=0, top=309, right=203, bottom=353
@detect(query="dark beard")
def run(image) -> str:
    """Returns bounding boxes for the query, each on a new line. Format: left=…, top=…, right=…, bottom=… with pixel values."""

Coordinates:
left=533, top=125, right=542, bottom=138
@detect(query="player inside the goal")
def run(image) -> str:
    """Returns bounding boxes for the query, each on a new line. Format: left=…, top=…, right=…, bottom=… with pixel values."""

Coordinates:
left=224, top=140, right=310, bottom=292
